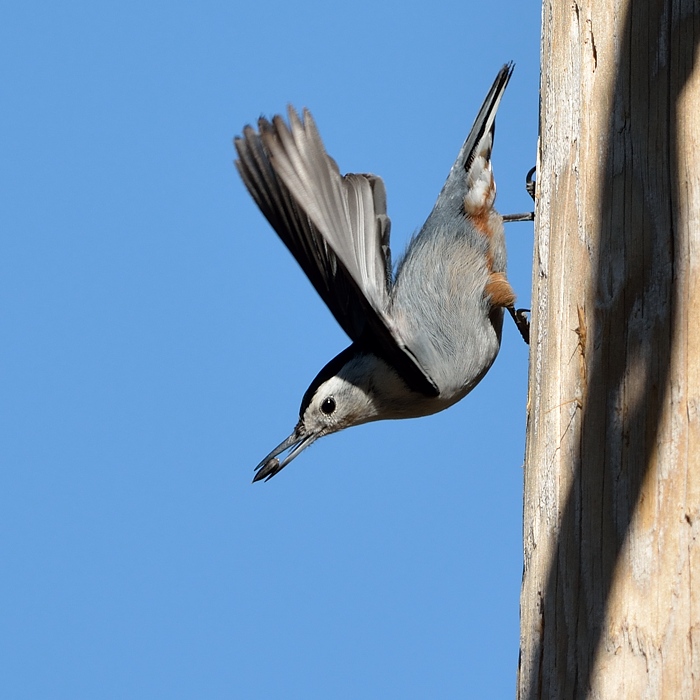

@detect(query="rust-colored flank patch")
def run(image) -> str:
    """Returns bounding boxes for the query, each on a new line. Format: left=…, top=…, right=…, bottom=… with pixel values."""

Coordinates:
left=484, top=271, right=516, bottom=308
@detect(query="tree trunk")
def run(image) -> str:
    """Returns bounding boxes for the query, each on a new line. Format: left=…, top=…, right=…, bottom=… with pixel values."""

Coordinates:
left=518, top=1, right=700, bottom=698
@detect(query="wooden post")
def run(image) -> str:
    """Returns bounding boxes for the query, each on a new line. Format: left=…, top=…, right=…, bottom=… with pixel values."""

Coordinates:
left=518, top=1, right=700, bottom=697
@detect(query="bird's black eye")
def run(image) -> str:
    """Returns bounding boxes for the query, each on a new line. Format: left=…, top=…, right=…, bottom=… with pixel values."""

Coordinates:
left=320, top=396, right=336, bottom=415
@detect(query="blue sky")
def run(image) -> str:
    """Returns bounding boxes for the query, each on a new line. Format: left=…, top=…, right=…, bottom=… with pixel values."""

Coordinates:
left=2, top=2, right=540, bottom=698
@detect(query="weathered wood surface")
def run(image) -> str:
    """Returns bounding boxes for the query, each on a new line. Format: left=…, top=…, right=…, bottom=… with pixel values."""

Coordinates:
left=518, top=1, right=700, bottom=697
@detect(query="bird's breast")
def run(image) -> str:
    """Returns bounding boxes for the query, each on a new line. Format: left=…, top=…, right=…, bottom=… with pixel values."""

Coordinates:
left=390, top=225, right=503, bottom=400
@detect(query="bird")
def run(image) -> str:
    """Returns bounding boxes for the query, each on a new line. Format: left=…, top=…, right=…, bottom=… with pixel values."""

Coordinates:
left=234, top=63, right=526, bottom=482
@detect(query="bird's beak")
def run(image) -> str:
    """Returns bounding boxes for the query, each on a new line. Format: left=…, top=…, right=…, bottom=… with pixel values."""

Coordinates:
left=252, top=422, right=320, bottom=482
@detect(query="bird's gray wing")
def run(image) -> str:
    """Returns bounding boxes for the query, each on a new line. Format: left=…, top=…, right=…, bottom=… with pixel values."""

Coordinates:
left=234, top=107, right=438, bottom=396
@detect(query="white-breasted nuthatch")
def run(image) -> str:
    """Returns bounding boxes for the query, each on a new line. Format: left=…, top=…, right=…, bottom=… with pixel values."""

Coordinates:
left=235, top=63, right=526, bottom=482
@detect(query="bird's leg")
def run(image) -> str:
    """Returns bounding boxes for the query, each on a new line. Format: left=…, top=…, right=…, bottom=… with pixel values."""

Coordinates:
left=485, top=273, right=529, bottom=344
left=500, top=165, right=534, bottom=343
left=502, top=212, right=534, bottom=222
left=502, top=166, right=536, bottom=223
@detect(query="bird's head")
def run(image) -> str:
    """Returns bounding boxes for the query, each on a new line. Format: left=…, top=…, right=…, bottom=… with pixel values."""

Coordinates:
left=252, top=347, right=411, bottom=482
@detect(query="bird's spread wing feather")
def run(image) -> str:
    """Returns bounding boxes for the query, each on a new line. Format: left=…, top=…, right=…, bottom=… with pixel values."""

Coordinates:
left=235, top=107, right=438, bottom=396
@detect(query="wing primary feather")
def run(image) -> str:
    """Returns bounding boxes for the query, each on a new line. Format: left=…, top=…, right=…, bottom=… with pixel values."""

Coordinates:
left=235, top=110, right=440, bottom=397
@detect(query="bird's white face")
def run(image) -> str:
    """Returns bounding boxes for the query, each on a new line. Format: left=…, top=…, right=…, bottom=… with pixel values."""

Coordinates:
left=300, top=374, right=378, bottom=437
left=251, top=373, right=378, bottom=482
left=251, top=347, right=446, bottom=481
left=252, top=350, right=399, bottom=482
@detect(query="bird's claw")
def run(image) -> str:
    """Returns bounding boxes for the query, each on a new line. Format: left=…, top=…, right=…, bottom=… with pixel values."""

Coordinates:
left=508, top=307, right=530, bottom=345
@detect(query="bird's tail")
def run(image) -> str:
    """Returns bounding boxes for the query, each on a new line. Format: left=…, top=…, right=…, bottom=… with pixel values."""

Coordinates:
left=427, top=63, right=514, bottom=225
